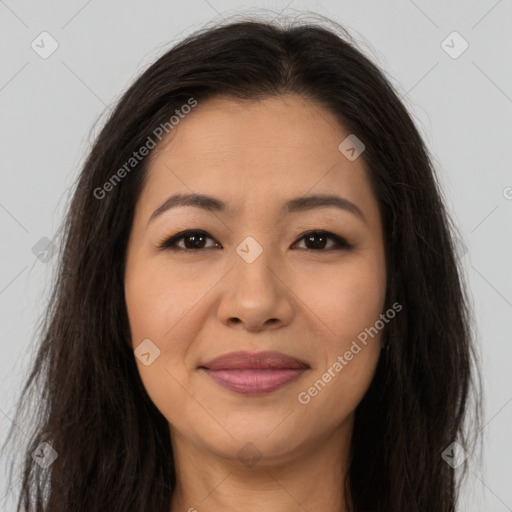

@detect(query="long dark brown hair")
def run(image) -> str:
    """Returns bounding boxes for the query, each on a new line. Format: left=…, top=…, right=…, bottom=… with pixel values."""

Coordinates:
left=2, top=14, right=482, bottom=512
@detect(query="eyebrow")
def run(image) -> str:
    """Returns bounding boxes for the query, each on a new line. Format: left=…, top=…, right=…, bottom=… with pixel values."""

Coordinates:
left=148, top=192, right=366, bottom=224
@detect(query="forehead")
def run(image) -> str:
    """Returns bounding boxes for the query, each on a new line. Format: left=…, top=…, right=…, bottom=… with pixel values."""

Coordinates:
left=156, top=94, right=346, bottom=159
left=138, top=94, right=378, bottom=222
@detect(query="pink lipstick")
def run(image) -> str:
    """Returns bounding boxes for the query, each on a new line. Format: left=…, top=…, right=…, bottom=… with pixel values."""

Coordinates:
left=199, top=350, right=310, bottom=395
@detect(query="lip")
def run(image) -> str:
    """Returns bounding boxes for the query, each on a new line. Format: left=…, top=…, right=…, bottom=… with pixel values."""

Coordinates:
left=199, top=350, right=310, bottom=395
left=200, top=350, right=310, bottom=371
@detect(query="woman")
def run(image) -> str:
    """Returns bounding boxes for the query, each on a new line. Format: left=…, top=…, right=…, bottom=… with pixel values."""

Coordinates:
left=3, top=15, right=482, bottom=512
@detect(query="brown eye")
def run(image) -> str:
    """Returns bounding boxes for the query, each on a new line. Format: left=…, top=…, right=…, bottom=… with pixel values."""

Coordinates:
left=159, top=230, right=220, bottom=251
left=159, top=229, right=352, bottom=253
left=293, top=231, right=352, bottom=251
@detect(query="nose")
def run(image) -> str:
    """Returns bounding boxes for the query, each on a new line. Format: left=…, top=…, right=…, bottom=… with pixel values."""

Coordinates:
left=216, top=249, right=294, bottom=333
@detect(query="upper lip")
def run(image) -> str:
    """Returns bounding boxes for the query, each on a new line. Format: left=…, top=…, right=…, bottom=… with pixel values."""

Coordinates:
left=199, top=350, right=310, bottom=370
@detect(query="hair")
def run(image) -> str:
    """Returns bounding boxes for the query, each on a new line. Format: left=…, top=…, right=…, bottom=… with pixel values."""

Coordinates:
left=2, top=13, right=482, bottom=512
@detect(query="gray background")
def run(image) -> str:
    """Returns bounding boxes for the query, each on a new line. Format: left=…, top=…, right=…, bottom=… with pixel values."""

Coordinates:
left=1, top=0, right=511, bottom=510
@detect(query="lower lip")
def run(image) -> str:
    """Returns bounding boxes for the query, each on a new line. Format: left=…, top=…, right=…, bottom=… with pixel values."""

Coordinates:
left=202, top=368, right=307, bottom=395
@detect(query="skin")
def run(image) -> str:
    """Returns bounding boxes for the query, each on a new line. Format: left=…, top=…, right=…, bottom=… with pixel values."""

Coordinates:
left=124, top=94, right=387, bottom=512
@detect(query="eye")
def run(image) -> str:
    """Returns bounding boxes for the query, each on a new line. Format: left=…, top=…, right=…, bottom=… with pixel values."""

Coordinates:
left=292, top=230, right=353, bottom=251
left=158, top=230, right=220, bottom=251
left=158, top=229, right=353, bottom=253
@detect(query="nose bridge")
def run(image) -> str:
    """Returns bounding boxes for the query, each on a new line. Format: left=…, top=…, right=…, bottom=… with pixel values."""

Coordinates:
left=232, top=233, right=280, bottom=295
left=216, top=231, right=292, bottom=330
left=228, top=198, right=280, bottom=265
left=228, top=198, right=290, bottom=279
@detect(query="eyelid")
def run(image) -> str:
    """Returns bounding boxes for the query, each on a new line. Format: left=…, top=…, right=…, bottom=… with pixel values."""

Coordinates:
left=157, top=229, right=218, bottom=251
left=157, top=229, right=353, bottom=252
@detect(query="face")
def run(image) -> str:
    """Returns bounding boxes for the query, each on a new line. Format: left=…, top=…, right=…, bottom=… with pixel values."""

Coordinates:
left=124, top=94, right=387, bottom=465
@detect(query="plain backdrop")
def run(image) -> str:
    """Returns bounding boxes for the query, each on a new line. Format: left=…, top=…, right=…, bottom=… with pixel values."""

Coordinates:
left=1, top=1, right=511, bottom=510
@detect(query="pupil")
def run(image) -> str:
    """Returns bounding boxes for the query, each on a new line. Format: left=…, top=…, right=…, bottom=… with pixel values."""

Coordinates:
left=307, top=233, right=326, bottom=249
left=186, top=234, right=204, bottom=249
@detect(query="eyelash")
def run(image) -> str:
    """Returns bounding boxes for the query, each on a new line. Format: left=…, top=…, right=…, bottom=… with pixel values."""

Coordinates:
left=157, top=229, right=353, bottom=253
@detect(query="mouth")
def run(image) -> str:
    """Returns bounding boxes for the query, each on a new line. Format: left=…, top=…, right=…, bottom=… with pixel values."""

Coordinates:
left=198, top=350, right=310, bottom=395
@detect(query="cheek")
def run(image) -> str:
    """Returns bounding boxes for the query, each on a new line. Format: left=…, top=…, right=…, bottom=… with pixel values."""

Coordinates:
left=125, top=256, right=203, bottom=343
left=124, top=258, right=184, bottom=385
left=293, top=258, right=385, bottom=417
left=297, top=257, right=386, bottom=343
left=124, top=263, right=202, bottom=428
